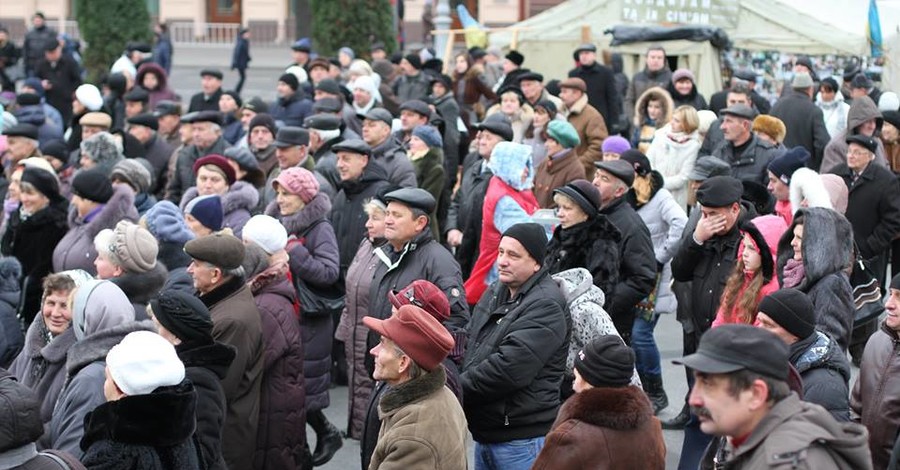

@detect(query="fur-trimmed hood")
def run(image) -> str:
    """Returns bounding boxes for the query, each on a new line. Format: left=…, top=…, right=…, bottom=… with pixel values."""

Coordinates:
left=555, top=385, right=654, bottom=430
left=68, top=183, right=138, bottom=237
left=740, top=215, right=788, bottom=283
left=789, top=168, right=833, bottom=214
left=776, top=207, right=853, bottom=289
left=65, top=320, right=156, bottom=378
left=266, top=191, right=332, bottom=235
left=179, top=180, right=260, bottom=216
left=634, top=86, right=674, bottom=128
left=135, top=62, right=169, bottom=91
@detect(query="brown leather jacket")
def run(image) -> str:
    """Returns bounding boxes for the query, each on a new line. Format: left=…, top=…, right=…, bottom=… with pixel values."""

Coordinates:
left=852, top=322, right=900, bottom=470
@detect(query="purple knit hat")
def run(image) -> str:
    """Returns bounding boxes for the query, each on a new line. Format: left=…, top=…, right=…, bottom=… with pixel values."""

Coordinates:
left=601, top=135, right=631, bottom=155
left=274, top=167, right=320, bottom=203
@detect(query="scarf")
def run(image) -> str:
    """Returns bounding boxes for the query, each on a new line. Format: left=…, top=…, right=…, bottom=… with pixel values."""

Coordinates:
left=782, top=258, right=806, bottom=289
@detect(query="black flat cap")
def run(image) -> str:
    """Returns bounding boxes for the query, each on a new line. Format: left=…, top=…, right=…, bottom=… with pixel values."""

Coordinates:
left=674, top=324, right=789, bottom=381
left=127, top=113, right=159, bottom=131
left=371, top=41, right=386, bottom=52
left=720, top=104, right=758, bottom=121
left=274, top=126, right=310, bottom=148
left=594, top=159, right=635, bottom=187
left=399, top=99, right=431, bottom=117
left=312, top=97, right=343, bottom=114
left=315, top=79, right=342, bottom=96
left=191, top=111, right=223, bottom=125
left=153, top=100, right=181, bottom=117
left=241, top=96, right=269, bottom=113
left=732, top=69, right=757, bottom=82
left=477, top=117, right=514, bottom=142
left=362, top=108, right=393, bottom=127
left=332, top=139, right=371, bottom=156
left=384, top=187, right=436, bottom=213
left=180, top=112, right=199, bottom=124
left=846, top=134, right=878, bottom=154
left=304, top=114, right=341, bottom=131
left=200, top=69, right=223, bottom=80
left=574, top=43, right=597, bottom=54
left=123, top=87, right=149, bottom=102
left=3, top=123, right=39, bottom=140
left=517, top=71, right=544, bottom=83
left=696, top=175, right=743, bottom=208
left=689, top=155, right=731, bottom=181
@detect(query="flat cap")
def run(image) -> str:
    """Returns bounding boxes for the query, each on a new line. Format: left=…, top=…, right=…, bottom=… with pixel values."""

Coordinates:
left=332, top=138, right=371, bottom=156
left=559, top=77, right=587, bottom=93
left=594, top=159, right=635, bottom=187
left=674, top=324, right=789, bottom=381
left=191, top=110, right=223, bottom=125
left=732, top=69, right=757, bottom=82
left=153, top=100, right=181, bottom=117
left=123, top=87, right=149, bottom=102
left=846, top=134, right=878, bottom=154
left=3, top=123, right=39, bottom=140
left=689, top=155, right=732, bottom=181
left=315, top=79, right=342, bottom=96
left=399, top=99, right=431, bottom=117
left=517, top=71, right=544, bottom=83
left=274, top=126, right=310, bottom=148
left=719, top=103, right=758, bottom=121
left=184, top=232, right=245, bottom=270
left=477, top=116, right=514, bottom=142
left=574, top=43, right=597, bottom=54
left=79, top=112, right=112, bottom=128
left=241, top=96, right=269, bottom=113
left=362, top=108, right=393, bottom=127
left=200, top=69, right=223, bottom=80
left=384, top=187, right=436, bottom=213
left=312, top=97, right=343, bottom=114
left=696, top=175, right=743, bottom=208
left=127, top=112, right=158, bottom=131
left=291, top=38, right=312, bottom=52
left=304, top=113, right=341, bottom=131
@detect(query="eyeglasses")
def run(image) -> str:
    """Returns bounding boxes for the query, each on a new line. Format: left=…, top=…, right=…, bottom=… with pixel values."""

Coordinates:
left=848, top=149, right=871, bottom=157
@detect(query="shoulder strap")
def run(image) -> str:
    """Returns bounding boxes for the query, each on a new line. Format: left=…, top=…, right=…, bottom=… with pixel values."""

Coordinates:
left=39, top=450, right=80, bottom=470
left=299, top=218, right=327, bottom=239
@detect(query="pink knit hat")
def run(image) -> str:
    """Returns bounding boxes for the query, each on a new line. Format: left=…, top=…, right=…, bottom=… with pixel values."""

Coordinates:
left=273, top=167, right=319, bottom=203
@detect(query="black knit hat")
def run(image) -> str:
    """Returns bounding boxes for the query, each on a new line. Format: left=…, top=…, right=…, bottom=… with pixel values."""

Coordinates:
left=149, top=290, right=215, bottom=344
left=574, top=335, right=634, bottom=388
left=279, top=73, right=300, bottom=91
left=502, top=223, right=547, bottom=264
left=758, top=289, right=816, bottom=340
left=248, top=113, right=277, bottom=136
left=403, top=53, right=422, bottom=70
left=72, top=168, right=113, bottom=203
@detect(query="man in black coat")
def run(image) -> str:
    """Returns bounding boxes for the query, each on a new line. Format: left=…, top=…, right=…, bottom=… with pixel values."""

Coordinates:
left=23, top=12, right=56, bottom=78
left=188, top=69, right=225, bottom=113
left=127, top=113, right=174, bottom=197
left=592, top=159, right=657, bottom=344
left=770, top=72, right=830, bottom=170
left=568, top=43, right=621, bottom=134
left=35, top=42, right=81, bottom=128
left=712, top=104, right=778, bottom=186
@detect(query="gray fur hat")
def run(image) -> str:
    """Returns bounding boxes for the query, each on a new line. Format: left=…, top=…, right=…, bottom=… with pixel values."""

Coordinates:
left=80, top=131, right=124, bottom=174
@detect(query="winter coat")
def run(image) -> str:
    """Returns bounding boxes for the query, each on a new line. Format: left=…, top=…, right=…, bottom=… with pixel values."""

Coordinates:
left=177, top=340, right=234, bottom=470
left=633, top=172, right=688, bottom=315
left=13, top=105, right=63, bottom=146
left=270, top=193, right=339, bottom=412
left=263, top=157, right=334, bottom=209
left=700, top=393, right=872, bottom=470
left=52, top=184, right=138, bottom=275
left=9, top=317, right=76, bottom=429
left=370, top=137, right=418, bottom=189
left=134, top=63, right=178, bottom=109
left=34, top=55, right=81, bottom=125
left=817, top=91, right=851, bottom=139
left=335, top=238, right=381, bottom=439
left=532, top=148, right=585, bottom=209
left=532, top=385, right=665, bottom=470
left=330, top=161, right=390, bottom=276
left=312, top=139, right=341, bottom=193
left=143, top=134, right=175, bottom=195
left=625, top=67, right=673, bottom=122
left=485, top=103, right=534, bottom=144
left=821, top=96, right=889, bottom=172
left=631, top=87, right=675, bottom=154
left=830, top=161, right=900, bottom=261
left=108, top=263, right=168, bottom=318
left=600, top=196, right=658, bottom=339
left=153, top=32, right=173, bottom=75
left=0, top=259, right=21, bottom=368
left=446, top=151, right=492, bottom=278
left=269, top=92, right=313, bottom=128
left=776, top=207, right=855, bottom=351
left=188, top=88, right=223, bottom=113
left=667, top=80, right=708, bottom=111
left=791, top=331, right=851, bottom=422
left=249, top=269, right=307, bottom=470
left=453, top=65, right=497, bottom=130
left=199, top=276, right=264, bottom=470
left=369, top=367, right=467, bottom=470
left=80, top=381, right=201, bottom=470
left=564, top=94, right=608, bottom=178
left=165, top=136, right=230, bottom=203
left=711, top=133, right=779, bottom=186
left=432, top=93, right=461, bottom=183
left=461, top=268, right=569, bottom=444
left=180, top=181, right=259, bottom=239
left=409, top=147, right=445, bottom=237
left=568, top=62, right=621, bottom=132
left=23, top=25, right=57, bottom=75
left=231, top=36, right=250, bottom=70
left=771, top=90, right=831, bottom=169
left=393, top=73, right=431, bottom=103
left=646, top=125, right=701, bottom=208
left=1, top=199, right=68, bottom=325
left=545, top=214, right=621, bottom=299
left=852, top=322, right=900, bottom=470
left=49, top=321, right=154, bottom=458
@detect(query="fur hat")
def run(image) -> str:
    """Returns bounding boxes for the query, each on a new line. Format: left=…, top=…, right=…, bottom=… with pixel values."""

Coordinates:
left=788, top=168, right=834, bottom=215
left=80, top=131, right=124, bottom=173
left=110, top=158, right=152, bottom=194
left=752, top=115, right=787, bottom=144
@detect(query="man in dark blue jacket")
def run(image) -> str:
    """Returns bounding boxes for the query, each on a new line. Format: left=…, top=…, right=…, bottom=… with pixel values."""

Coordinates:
left=270, top=72, right=313, bottom=128
left=230, top=28, right=251, bottom=94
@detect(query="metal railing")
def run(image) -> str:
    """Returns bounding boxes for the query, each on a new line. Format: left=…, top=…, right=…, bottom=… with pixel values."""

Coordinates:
left=170, top=21, right=239, bottom=45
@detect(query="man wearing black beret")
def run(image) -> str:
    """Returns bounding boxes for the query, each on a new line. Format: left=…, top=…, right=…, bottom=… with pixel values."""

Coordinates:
left=394, top=99, right=431, bottom=148
left=270, top=72, right=313, bottom=128
left=188, top=69, right=224, bottom=113
left=123, top=87, right=149, bottom=119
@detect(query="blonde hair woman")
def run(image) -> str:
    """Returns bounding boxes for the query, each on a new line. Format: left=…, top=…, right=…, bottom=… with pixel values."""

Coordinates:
left=646, top=104, right=701, bottom=209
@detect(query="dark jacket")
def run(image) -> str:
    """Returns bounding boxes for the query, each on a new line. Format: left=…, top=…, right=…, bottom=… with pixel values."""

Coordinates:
left=108, top=263, right=168, bottom=318
left=79, top=381, right=201, bottom=470
left=461, top=268, right=569, bottom=443
left=1, top=199, right=68, bottom=325
left=409, top=147, right=446, bottom=237
left=143, top=134, right=175, bottom=196
left=0, top=257, right=21, bottom=368
left=393, top=73, right=431, bottom=103
left=188, top=88, right=223, bottom=113
left=9, top=318, right=76, bottom=429
left=446, top=150, right=492, bottom=278
left=432, top=93, right=462, bottom=186
left=545, top=214, right=622, bottom=299
left=249, top=270, right=307, bottom=470
left=771, top=90, right=831, bottom=169
left=34, top=55, right=82, bottom=125
left=667, top=80, right=708, bottom=111
left=270, top=92, right=313, bottom=128
left=791, top=331, right=851, bottom=422
left=231, top=36, right=250, bottom=70
left=532, top=386, right=665, bottom=470
left=776, top=207, right=855, bottom=351
left=103, top=74, right=127, bottom=131
left=712, top=133, right=779, bottom=186
left=269, top=194, right=339, bottom=412
left=165, top=136, right=229, bottom=203
left=177, top=340, right=235, bottom=470
left=568, top=62, right=621, bottom=132
left=830, top=162, right=900, bottom=261
left=13, top=105, right=62, bottom=146
left=23, top=25, right=57, bottom=75
left=852, top=322, right=900, bottom=470
left=600, top=197, right=657, bottom=339
left=330, top=162, right=390, bottom=277
left=199, top=277, right=264, bottom=470
left=370, top=137, right=418, bottom=189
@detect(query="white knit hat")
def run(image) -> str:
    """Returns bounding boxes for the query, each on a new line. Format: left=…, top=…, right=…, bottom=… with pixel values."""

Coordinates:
left=242, top=214, right=288, bottom=255
left=106, top=331, right=185, bottom=396
left=879, top=91, right=900, bottom=112
left=75, top=84, right=104, bottom=112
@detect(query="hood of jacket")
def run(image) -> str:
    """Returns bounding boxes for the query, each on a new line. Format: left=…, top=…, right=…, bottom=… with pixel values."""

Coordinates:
left=266, top=190, right=331, bottom=235
left=741, top=215, right=788, bottom=283
left=177, top=341, right=236, bottom=380
left=65, top=320, right=156, bottom=378
left=788, top=167, right=834, bottom=214
left=71, top=280, right=137, bottom=341
left=13, top=105, right=46, bottom=127
left=634, top=86, right=674, bottom=128
left=107, top=73, right=128, bottom=97
left=135, top=62, right=169, bottom=90
left=0, top=257, right=21, bottom=301
left=847, top=95, right=883, bottom=134
left=815, top=90, right=847, bottom=108
left=557, top=385, right=654, bottom=430
left=792, top=331, right=851, bottom=382
left=221, top=180, right=259, bottom=214
left=488, top=143, right=534, bottom=191
left=776, top=207, right=852, bottom=289
left=0, top=370, right=42, bottom=452
left=551, top=267, right=605, bottom=311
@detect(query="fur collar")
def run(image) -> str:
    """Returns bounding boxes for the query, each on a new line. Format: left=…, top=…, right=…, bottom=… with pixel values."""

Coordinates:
left=21, top=316, right=76, bottom=363
left=265, top=191, right=332, bottom=235
left=789, top=167, right=833, bottom=213
left=110, top=263, right=168, bottom=305
left=180, top=180, right=259, bottom=215
left=198, top=275, right=245, bottom=309
left=66, top=321, right=156, bottom=377
left=177, top=341, right=236, bottom=380
left=378, top=366, right=447, bottom=416
left=68, top=184, right=138, bottom=238
left=557, top=385, right=654, bottom=430
left=565, top=94, right=589, bottom=116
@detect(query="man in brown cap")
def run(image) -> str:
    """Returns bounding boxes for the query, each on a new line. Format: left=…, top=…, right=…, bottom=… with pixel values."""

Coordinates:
left=559, top=77, right=608, bottom=178
left=363, top=305, right=467, bottom=469
left=184, top=232, right=263, bottom=470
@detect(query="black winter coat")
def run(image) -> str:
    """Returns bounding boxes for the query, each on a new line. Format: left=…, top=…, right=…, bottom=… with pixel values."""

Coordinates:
left=79, top=381, right=201, bottom=470
left=188, top=88, right=223, bottom=113
left=711, top=133, right=779, bottom=186
left=109, top=264, right=168, bottom=320
left=270, top=92, right=313, bottom=128
left=446, top=151, right=492, bottom=278
left=830, top=162, right=900, bottom=261
left=461, top=269, right=570, bottom=443
left=569, top=62, right=621, bottom=131
left=165, top=136, right=229, bottom=203
left=791, top=332, right=851, bottom=422
left=770, top=91, right=831, bottom=169
left=545, top=214, right=622, bottom=299
left=35, top=55, right=81, bottom=125
left=177, top=340, right=235, bottom=470
left=330, top=162, right=390, bottom=277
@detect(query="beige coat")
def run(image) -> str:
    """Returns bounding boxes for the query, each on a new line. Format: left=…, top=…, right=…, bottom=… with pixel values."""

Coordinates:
left=564, top=94, right=608, bottom=178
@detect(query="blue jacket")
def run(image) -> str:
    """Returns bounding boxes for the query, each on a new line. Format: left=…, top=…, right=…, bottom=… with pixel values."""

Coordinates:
left=231, top=36, right=250, bottom=70
left=270, top=93, right=313, bottom=128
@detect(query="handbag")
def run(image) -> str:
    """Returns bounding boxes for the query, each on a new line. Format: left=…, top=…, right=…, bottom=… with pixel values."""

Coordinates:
left=849, top=244, right=884, bottom=325
left=289, top=220, right=345, bottom=318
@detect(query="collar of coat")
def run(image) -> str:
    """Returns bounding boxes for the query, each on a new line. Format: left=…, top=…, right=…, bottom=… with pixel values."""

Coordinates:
left=378, top=365, right=447, bottom=417
left=556, top=385, right=654, bottom=430
left=374, top=229, right=435, bottom=272
left=199, top=275, right=245, bottom=309
left=563, top=93, right=589, bottom=117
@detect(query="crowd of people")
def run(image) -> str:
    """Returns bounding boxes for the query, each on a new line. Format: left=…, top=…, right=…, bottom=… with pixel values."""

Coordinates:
left=1, top=10, right=900, bottom=470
